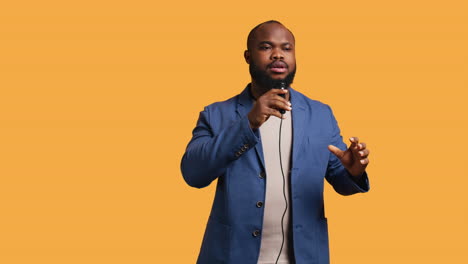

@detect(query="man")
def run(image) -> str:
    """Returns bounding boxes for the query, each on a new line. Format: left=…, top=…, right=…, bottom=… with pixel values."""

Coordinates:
left=181, top=20, right=370, bottom=264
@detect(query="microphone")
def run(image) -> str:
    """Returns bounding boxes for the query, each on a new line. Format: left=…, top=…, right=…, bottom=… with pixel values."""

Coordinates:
left=274, top=80, right=288, bottom=264
left=274, top=81, right=286, bottom=114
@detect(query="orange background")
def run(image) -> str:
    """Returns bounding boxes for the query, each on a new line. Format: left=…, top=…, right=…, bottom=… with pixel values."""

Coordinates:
left=1, top=1, right=467, bottom=263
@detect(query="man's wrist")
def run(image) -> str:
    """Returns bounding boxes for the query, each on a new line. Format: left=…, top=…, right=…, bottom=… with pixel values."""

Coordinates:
left=247, top=114, right=259, bottom=130
left=348, top=169, right=364, bottom=180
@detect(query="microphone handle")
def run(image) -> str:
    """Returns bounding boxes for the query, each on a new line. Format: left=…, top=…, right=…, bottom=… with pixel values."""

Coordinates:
left=279, top=92, right=286, bottom=114
left=277, top=82, right=286, bottom=114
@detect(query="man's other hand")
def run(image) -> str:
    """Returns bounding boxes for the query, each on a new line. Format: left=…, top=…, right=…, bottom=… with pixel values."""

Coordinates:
left=328, top=137, right=370, bottom=178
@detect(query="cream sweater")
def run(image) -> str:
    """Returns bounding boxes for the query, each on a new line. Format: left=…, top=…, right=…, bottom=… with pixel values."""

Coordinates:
left=257, top=110, right=293, bottom=264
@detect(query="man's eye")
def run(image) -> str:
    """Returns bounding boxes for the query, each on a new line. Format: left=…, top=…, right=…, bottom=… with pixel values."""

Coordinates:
left=260, top=46, right=271, bottom=50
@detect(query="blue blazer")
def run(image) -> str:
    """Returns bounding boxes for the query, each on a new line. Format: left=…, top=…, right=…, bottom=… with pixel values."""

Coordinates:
left=181, top=86, right=370, bottom=264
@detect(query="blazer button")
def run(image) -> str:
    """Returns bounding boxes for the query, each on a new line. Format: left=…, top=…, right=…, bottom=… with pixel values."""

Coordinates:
left=256, top=201, right=263, bottom=208
left=252, top=230, right=261, bottom=237
left=259, top=171, right=266, bottom=179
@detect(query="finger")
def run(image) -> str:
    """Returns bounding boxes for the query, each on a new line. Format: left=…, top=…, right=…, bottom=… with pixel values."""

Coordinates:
left=269, top=89, right=289, bottom=101
left=358, top=149, right=370, bottom=158
left=259, top=89, right=288, bottom=103
left=260, top=92, right=290, bottom=107
left=267, top=92, right=291, bottom=105
left=269, top=99, right=292, bottom=112
left=357, top=142, right=367, bottom=150
left=328, top=145, right=344, bottom=158
left=349, top=137, right=359, bottom=150
left=268, top=88, right=289, bottom=95
left=360, top=158, right=369, bottom=165
left=349, top=137, right=359, bottom=144
left=274, top=95, right=292, bottom=106
left=267, top=107, right=284, bottom=119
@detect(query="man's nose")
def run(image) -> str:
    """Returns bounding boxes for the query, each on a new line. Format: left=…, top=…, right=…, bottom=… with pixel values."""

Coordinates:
left=271, top=48, right=284, bottom=60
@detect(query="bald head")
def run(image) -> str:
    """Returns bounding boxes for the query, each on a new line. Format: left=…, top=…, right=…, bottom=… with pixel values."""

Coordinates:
left=246, top=20, right=295, bottom=50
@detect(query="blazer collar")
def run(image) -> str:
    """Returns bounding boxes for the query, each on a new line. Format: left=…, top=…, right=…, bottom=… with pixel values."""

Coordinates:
left=236, top=84, right=306, bottom=113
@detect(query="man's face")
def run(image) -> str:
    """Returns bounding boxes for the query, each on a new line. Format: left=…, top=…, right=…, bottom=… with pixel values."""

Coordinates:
left=245, top=23, right=296, bottom=88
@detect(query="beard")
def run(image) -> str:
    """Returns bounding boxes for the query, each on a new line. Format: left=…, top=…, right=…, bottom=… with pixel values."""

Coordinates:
left=249, top=61, right=296, bottom=91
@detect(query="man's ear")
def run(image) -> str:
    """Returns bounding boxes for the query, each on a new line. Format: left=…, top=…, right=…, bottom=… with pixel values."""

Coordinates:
left=244, top=50, right=250, bottom=64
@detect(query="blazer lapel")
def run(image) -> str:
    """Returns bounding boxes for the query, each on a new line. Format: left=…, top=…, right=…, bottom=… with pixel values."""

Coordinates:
left=290, top=88, right=306, bottom=170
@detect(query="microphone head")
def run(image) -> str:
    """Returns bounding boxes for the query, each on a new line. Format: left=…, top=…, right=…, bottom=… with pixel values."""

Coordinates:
left=273, top=81, right=286, bottom=90
left=280, top=81, right=286, bottom=90
left=275, top=81, right=287, bottom=108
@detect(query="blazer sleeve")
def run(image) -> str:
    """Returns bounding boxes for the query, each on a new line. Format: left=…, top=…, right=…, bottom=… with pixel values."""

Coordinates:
left=180, top=106, right=260, bottom=188
left=324, top=105, right=370, bottom=195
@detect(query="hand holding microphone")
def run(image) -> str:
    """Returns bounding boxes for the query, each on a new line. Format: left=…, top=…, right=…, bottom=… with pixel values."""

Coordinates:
left=247, top=85, right=292, bottom=129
